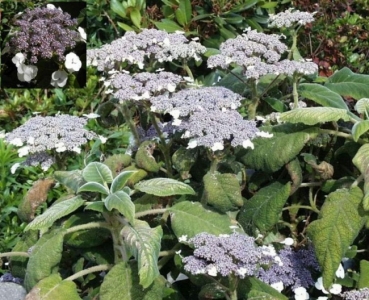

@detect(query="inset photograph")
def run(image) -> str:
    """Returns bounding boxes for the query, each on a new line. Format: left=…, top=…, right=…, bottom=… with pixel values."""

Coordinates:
left=1, top=1, right=86, bottom=88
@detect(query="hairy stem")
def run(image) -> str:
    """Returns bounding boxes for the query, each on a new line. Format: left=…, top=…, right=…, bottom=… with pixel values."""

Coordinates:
left=65, top=264, right=112, bottom=281
left=292, top=74, right=299, bottom=109
left=0, top=252, right=29, bottom=258
left=135, top=208, right=167, bottom=219
left=247, top=79, right=259, bottom=120
left=283, top=205, right=320, bottom=214
left=65, top=222, right=112, bottom=234
left=158, top=243, right=181, bottom=270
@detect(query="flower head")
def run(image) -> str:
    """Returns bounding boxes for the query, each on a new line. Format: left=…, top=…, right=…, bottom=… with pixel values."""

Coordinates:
left=269, top=9, right=316, bottom=28
left=17, top=64, right=38, bottom=82
left=341, top=287, right=369, bottom=300
left=51, top=70, right=68, bottom=87
left=12, top=53, right=25, bottom=67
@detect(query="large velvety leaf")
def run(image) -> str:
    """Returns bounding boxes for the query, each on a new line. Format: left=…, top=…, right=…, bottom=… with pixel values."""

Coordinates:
left=280, top=107, right=350, bottom=125
left=134, top=178, right=195, bottom=196
left=241, top=128, right=318, bottom=173
left=307, top=187, right=365, bottom=289
left=358, top=260, right=369, bottom=289
left=353, top=144, right=369, bottom=210
left=78, top=182, right=109, bottom=195
left=54, top=170, right=85, bottom=193
left=82, top=162, right=113, bottom=185
left=121, top=220, right=163, bottom=288
left=239, top=277, right=287, bottom=300
left=25, top=196, right=84, bottom=232
left=24, top=230, right=65, bottom=291
left=238, top=182, right=291, bottom=232
left=105, top=191, right=135, bottom=224
left=298, top=83, right=348, bottom=109
left=100, top=262, right=165, bottom=300
left=169, top=201, right=233, bottom=238
left=203, top=172, right=243, bottom=213
left=352, top=120, right=369, bottom=142
left=111, top=171, right=136, bottom=193
left=25, top=273, right=81, bottom=300
left=325, top=67, right=369, bottom=100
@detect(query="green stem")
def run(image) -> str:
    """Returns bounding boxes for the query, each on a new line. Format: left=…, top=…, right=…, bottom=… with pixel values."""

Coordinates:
left=247, top=79, right=259, bottom=120
left=288, top=29, right=298, bottom=60
left=119, top=102, right=140, bottom=147
left=149, top=112, right=173, bottom=177
left=351, top=174, right=364, bottom=188
left=0, top=252, right=29, bottom=258
left=228, top=275, right=239, bottom=300
left=65, top=222, right=112, bottom=234
left=158, top=250, right=177, bottom=257
left=292, top=74, right=299, bottom=109
left=65, top=264, right=112, bottom=281
left=158, top=243, right=181, bottom=270
left=283, top=205, right=320, bottom=214
left=299, top=182, right=322, bottom=187
left=183, top=61, right=194, bottom=80
left=135, top=208, right=167, bottom=219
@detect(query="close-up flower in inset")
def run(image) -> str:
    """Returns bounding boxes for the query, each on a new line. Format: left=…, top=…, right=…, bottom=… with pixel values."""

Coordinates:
left=51, top=70, right=68, bottom=87
left=65, top=52, right=82, bottom=72
left=17, top=64, right=38, bottom=82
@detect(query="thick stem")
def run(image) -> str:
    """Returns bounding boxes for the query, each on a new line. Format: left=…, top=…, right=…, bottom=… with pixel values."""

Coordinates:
left=158, top=243, right=181, bottom=270
left=283, top=205, right=320, bottom=214
left=65, top=222, right=111, bottom=234
left=247, top=80, right=259, bottom=120
left=65, top=264, right=112, bottom=281
left=135, top=208, right=167, bottom=219
left=292, top=74, right=299, bottom=109
left=119, top=102, right=140, bottom=147
left=183, top=62, right=194, bottom=81
left=0, top=252, right=29, bottom=258
left=149, top=112, right=173, bottom=177
left=228, top=275, right=239, bottom=300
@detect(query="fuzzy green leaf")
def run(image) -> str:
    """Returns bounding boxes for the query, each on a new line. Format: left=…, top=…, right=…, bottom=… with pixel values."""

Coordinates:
left=307, top=187, right=365, bottom=289
left=134, top=178, right=195, bottom=196
left=54, top=170, right=85, bottom=193
left=78, top=182, right=109, bottom=195
left=154, top=19, right=183, bottom=33
left=238, top=182, right=291, bottom=232
left=352, top=120, right=369, bottom=142
left=358, top=260, right=369, bottom=289
left=169, top=201, right=233, bottom=239
left=241, top=128, right=318, bottom=173
left=353, top=144, right=369, bottom=210
left=121, top=221, right=163, bottom=288
left=280, top=107, right=350, bottom=125
left=105, top=191, right=135, bottom=223
left=82, top=162, right=113, bottom=185
left=25, top=196, right=84, bottom=231
left=203, top=172, right=243, bottom=213
left=110, top=0, right=126, bottom=18
left=111, top=171, right=136, bottom=193
left=241, top=277, right=287, bottom=300
left=100, top=262, right=165, bottom=300
left=84, top=201, right=106, bottom=213
left=298, top=83, right=348, bottom=109
left=26, top=273, right=81, bottom=300
left=325, top=67, right=369, bottom=100
left=24, top=230, right=65, bottom=291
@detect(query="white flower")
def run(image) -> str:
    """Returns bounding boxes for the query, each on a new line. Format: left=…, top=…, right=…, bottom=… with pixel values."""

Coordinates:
left=51, top=70, right=68, bottom=87
left=256, top=131, right=273, bottom=138
left=18, top=146, right=29, bottom=157
left=17, top=64, right=38, bottom=82
left=280, top=237, right=294, bottom=246
left=178, top=235, right=188, bottom=242
left=172, top=118, right=182, bottom=126
left=293, top=286, right=309, bottom=300
left=167, top=83, right=176, bottom=92
left=207, top=265, right=217, bottom=276
left=315, top=277, right=329, bottom=294
left=335, top=264, right=345, bottom=278
left=27, top=136, right=35, bottom=145
left=166, top=272, right=188, bottom=284
left=181, top=131, right=191, bottom=139
left=211, top=142, right=224, bottom=151
left=169, top=109, right=180, bottom=119
left=0, top=131, right=5, bottom=139
left=317, top=297, right=328, bottom=300
left=78, top=27, right=87, bottom=42
left=274, top=256, right=283, bottom=266
left=261, top=245, right=277, bottom=257
left=65, top=52, right=82, bottom=72
left=237, top=267, right=247, bottom=277
left=187, top=139, right=198, bottom=149
left=329, top=284, right=342, bottom=295
left=46, top=4, right=56, bottom=9
left=9, top=138, right=23, bottom=147
left=99, top=135, right=107, bottom=144
left=11, top=163, right=21, bottom=174
left=72, top=147, right=81, bottom=154
left=12, top=53, right=25, bottom=67
left=271, top=281, right=284, bottom=292
left=242, top=139, right=254, bottom=149
left=55, top=142, right=66, bottom=152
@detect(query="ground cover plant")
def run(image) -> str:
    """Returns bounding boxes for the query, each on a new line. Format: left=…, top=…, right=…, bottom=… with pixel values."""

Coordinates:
left=2, top=1, right=369, bottom=299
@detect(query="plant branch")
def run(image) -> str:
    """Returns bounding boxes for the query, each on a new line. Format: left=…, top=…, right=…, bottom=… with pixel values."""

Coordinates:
left=65, top=264, right=112, bottom=281
left=135, top=208, right=167, bottom=219
left=158, top=243, right=181, bottom=270
left=65, top=222, right=112, bottom=234
left=0, top=252, right=29, bottom=258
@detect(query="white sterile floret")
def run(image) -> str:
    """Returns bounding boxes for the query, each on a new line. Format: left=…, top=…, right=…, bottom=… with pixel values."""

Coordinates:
left=315, top=277, right=328, bottom=294
left=51, top=70, right=68, bottom=87
left=317, top=298, right=328, bottom=300
left=55, top=142, right=67, bottom=152
left=178, top=235, right=188, bottom=242
left=17, top=64, right=38, bottom=82
left=27, top=136, right=35, bottom=145
left=187, top=139, right=198, bottom=149
left=207, top=265, right=217, bottom=276
left=99, top=135, right=107, bottom=144
left=237, top=267, right=248, bottom=277
left=330, top=284, right=342, bottom=295
left=280, top=237, right=294, bottom=246
left=10, top=163, right=21, bottom=174
left=65, top=52, right=82, bottom=72
left=271, top=281, right=284, bottom=292
left=46, top=4, right=56, bottom=9
left=167, top=83, right=176, bottom=92
left=12, top=53, right=25, bottom=67
left=18, top=146, right=29, bottom=157
left=169, top=109, right=180, bottom=119
left=256, top=131, right=273, bottom=138
left=78, top=27, right=87, bottom=42
left=242, top=139, right=254, bottom=149
left=9, top=138, right=23, bottom=147
left=335, top=264, right=345, bottom=278
left=172, top=118, right=182, bottom=126
left=211, top=142, right=224, bottom=151
left=293, top=286, right=309, bottom=300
